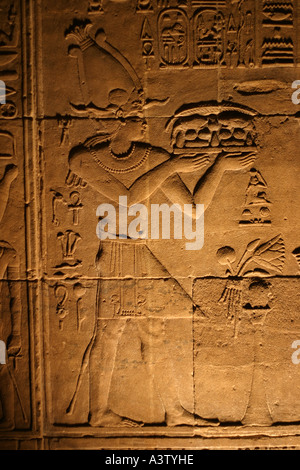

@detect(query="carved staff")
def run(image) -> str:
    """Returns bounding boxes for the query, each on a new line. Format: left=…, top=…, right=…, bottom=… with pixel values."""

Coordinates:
left=66, top=282, right=99, bottom=415
left=6, top=360, right=28, bottom=423
left=66, top=317, right=97, bottom=415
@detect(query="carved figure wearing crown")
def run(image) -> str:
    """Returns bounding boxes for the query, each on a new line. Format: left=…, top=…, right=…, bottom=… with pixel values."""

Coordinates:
left=0, top=164, right=24, bottom=429
left=65, top=21, right=257, bottom=427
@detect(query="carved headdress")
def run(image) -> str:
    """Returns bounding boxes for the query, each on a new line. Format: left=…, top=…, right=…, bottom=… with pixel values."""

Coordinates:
left=65, top=20, right=165, bottom=120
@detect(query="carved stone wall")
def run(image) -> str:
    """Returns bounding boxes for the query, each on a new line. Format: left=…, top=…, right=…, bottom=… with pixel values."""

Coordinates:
left=0, top=0, right=300, bottom=450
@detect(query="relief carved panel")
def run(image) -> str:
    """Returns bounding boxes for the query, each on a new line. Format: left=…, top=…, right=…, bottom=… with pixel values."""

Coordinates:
left=1, top=0, right=300, bottom=450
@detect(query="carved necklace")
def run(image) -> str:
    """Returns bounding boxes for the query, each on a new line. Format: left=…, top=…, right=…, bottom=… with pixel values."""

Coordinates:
left=88, top=144, right=152, bottom=174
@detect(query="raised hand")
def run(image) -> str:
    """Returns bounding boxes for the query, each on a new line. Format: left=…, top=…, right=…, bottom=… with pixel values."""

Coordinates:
left=220, top=151, right=257, bottom=171
left=172, top=153, right=210, bottom=173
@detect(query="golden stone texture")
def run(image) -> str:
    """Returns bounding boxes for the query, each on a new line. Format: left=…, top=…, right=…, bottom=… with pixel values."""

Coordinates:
left=0, top=0, right=300, bottom=450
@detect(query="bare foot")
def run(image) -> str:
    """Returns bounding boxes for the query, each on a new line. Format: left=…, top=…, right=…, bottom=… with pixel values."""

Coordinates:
left=0, top=418, right=15, bottom=431
left=167, top=408, right=219, bottom=427
left=89, top=410, right=142, bottom=427
left=120, top=419, right=143, bottom=428
left=194, top=416, right=219, bottom=427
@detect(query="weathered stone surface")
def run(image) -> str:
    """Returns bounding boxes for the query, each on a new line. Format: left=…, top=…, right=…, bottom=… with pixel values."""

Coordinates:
left=0, top=0, right=300, bottom=450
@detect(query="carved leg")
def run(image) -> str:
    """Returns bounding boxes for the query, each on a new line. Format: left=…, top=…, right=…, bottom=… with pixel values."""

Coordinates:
left=0, top=164, right=18, bottom=223
left=89, top=318, right=127, bottom=427
left=138, top=318, right=191, bottom=425
left=0, top=365, right=15, bottom=430
left=139, top=318, right=218, bottom=427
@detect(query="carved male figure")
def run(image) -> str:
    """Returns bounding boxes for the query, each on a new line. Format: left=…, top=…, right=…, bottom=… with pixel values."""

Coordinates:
left=0, top=164, right=22, bottom=429
left=66, top=23, right=256, bottom=427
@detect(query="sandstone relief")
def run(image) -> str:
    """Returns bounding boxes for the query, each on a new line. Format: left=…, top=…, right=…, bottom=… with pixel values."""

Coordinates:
left=0, top=159, right=30, bottom=431
left=0, top=0, right=300, bottom=450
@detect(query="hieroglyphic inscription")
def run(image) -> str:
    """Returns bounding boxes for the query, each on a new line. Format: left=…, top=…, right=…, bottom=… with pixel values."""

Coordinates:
left=239, top=168, right=272, bottom=225
left=136, top=0, right=297, bottom=69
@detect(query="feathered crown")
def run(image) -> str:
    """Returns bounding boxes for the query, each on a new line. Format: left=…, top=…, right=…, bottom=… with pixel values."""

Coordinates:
left=65, top=20, right=146, bottom=119
left=65, top=20, right=169, bottom=120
